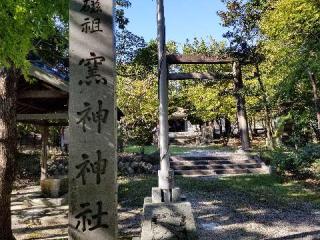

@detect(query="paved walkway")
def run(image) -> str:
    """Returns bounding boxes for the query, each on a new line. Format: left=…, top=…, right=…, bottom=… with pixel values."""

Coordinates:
left=11, top=186, right=68, bottom=240
left=11, top=186, right=140, bottom=240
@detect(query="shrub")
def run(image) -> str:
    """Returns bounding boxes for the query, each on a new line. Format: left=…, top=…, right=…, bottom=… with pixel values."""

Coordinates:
left=270, top=144, right=320, bottom=178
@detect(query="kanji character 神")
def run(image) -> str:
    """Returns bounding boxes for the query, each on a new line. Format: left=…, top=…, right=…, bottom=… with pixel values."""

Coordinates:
left=76, top=100, right=109, bottom=133
left=75, top=150, right=107, bottom=185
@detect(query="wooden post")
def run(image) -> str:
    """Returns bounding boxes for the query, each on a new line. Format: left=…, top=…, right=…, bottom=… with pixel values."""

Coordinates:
left=157, top=0, right=174, bottom=202
left=40, top=125, right=48, bottom=181
left=233, top=62, right=250, bottom=150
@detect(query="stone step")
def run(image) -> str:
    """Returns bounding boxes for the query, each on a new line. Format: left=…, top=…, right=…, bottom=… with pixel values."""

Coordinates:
left=174, top=168, right=267, bottom=176
left=171, top=163, right=262, bottom=171
left=172, top=155, right=257, bottom=161
left=170, top=159, right=259, bottom=165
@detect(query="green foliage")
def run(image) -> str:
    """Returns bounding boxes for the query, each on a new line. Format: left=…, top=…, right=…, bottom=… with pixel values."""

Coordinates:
left=218, top=0, right=267, bottom=57
left=259, top=0, right=320, bottom=143
left=170, top=38, right=237, bottom=124
left=117, top=41, right=159, bottom=145
left=268, top=144, right=320, bottom=177
left=0, top=0, right=68, bottom=75
left=31, top=28, right=68, bottom=67
left=219, top=0, right=320, bottom=147
left=116, top=30, right=146, bottom=64
left=115, top=0, right=132, bottom=29
left=117, top=75, right=158, bottom=145
left=16, top=152, right=40, bottom=181
left=17, top=123, right=37, bottom=139
left=117, top=40, right=180, bottom=146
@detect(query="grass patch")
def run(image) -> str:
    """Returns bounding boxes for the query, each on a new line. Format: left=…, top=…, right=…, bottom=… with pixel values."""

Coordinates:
left=123, top=145, right=158, bottom=155
left=123, top=144, right=236, bottom=156
left=118, top=175, right=157, bottom=207
left=118, top=174, right=320, bottom=209
left=219, top=174, right=320, bottom=208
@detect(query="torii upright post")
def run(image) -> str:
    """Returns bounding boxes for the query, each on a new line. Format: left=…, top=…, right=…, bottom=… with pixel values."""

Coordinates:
left=157, top=0, right=173, bottom=202
left=233, top=61, right=251, bottom=150
left=140, top=2, right=198, bottom=238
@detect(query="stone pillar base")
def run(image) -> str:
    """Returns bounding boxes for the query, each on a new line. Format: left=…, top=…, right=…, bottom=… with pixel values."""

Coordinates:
left=141, top=200, right=198, bottom=240
left=152, top=187, right=181, bottom=203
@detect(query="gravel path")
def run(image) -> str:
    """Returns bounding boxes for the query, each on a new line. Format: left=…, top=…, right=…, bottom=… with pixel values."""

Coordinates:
left=12, top=183, right=320, bottom=240
left=118, top=188, right=320, bottom=240
left=188, top=190, right=320, bottom=240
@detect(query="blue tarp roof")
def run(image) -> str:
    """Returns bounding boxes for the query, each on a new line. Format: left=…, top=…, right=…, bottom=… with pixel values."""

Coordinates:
left=31, top=60, right=69, bottom=81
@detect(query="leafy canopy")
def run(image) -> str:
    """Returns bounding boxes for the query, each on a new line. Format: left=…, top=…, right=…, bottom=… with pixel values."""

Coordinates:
left=0, top=0, right=68, bottom=74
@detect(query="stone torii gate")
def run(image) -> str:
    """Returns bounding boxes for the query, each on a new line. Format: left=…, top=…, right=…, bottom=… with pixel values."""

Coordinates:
left=141, top=1, right=249, bottom=239
left=141, top=1, right=250, bottom=239
left=154, top=0, right=251, bottom=204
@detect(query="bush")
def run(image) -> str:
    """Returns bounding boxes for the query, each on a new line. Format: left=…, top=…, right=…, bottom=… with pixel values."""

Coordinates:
left=270, top=144, right=320, bottom=178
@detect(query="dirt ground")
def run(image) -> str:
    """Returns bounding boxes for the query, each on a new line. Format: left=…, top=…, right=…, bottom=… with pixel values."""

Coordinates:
left=11, top=183, right=320, bottom=240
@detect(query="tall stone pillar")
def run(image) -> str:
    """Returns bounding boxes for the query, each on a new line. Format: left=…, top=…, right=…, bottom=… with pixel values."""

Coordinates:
left=157, top=0, right=174, bottom=203
left=69, top=0, right=117, bottom=239
left=140, top=1, right=197, bottom=239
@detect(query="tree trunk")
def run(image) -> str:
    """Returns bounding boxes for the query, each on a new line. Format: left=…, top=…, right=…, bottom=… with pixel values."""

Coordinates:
left=248, top=117, right=253, bottom=139
left=218, top=118, right=223, bottom=141
left=255, top=64, right=274, bottom=148
left=0, top=67, right=17, bottom=240
left=223, top=117, right=231, bottom=146
left=233, top=62, right=250, bottom=150
left=308, top=71, right=320, bottom=141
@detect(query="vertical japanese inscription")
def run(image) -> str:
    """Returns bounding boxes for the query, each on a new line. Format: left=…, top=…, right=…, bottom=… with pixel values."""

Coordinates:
left=69, top=0, right=117, bottom=239
left=76, top=100, right=109, bottom=133
left=75, top=201, right=109, bottom=232
left=75, top=150, right=107, bottom=185
left=81, top=17, right=103, bottom=33
left=78, top=52, right=107, bottom=86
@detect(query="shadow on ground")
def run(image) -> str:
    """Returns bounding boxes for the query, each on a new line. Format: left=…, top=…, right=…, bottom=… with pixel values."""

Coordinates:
left=11, top=175, right=320, bottom=240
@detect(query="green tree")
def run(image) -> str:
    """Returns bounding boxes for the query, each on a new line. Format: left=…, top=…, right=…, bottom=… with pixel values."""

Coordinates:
left=0, top=1, right=68, bottom=239
left=117, top=40, right=159, bottom=146
left=218, top=0, right=267, bottom=58
left=0, top=1, right=140, bottom=238
left=116, top=40, right=181, bottom=146
left=218, top=0, right=274, bottom=147
left=171, top=38, right=238, bottom=145
left=260, top=0, right=320, bottom=145
left=117, top=73, right=158, bottom=145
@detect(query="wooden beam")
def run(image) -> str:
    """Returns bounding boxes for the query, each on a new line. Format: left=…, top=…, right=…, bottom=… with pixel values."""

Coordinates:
left=30, top=65, right=69, bottom=92
left=167, top=54, right=235, bottom=65
left=168, top=72, right=234, bottom=80
left=17, top=120, right=68, bottom=126
left=17, top=113, right=68, bottom=121
left=18, top=90, right=67, bottom=99
left=17, top=101, right=46, bottom=112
